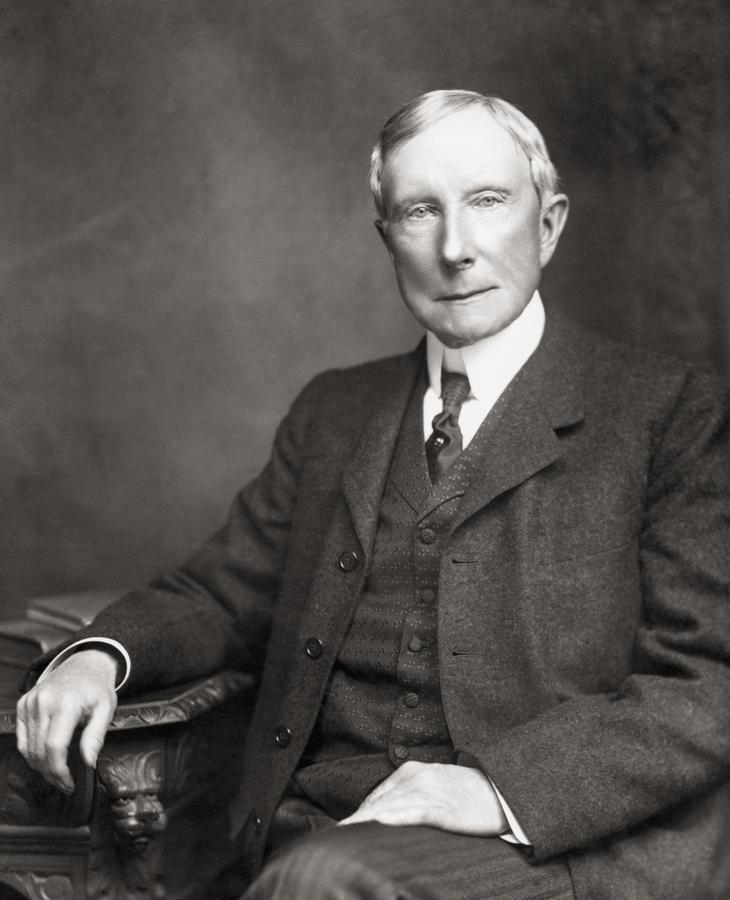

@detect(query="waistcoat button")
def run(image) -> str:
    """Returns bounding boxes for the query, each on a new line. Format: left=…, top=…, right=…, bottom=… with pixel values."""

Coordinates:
left=274, top=725, right=292, bottom=747
left=420, top=588, right=435, bottom=604
left=419, top=528, right=435, bottom=545
left=338, top=550, right=359, bottom=572
left=393, top=744, right=409, bottom=760
left=305, top=637, right=323, bottom=658
left=403, top=692, right=420, bottom=708
left=251, top=813, right=263, bottom=836
left=408, top=636, right=424, bottom=652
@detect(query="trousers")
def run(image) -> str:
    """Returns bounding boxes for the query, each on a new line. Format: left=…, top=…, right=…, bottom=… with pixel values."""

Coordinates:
left=242, top=798, right=576, bottom=900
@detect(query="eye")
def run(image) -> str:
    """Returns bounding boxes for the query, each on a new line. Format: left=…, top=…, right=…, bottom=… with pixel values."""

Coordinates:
left=474, top=194, right=502, bottom=208
left=407, top=204, right=434, bottom=220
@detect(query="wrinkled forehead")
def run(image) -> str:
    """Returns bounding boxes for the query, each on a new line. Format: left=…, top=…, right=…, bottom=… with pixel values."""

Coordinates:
left=380, top=107, right=533, bottom=206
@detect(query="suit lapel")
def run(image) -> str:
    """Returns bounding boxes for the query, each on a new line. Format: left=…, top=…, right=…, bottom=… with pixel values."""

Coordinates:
left=340, top=315, right=586, bottom=546
left=342, top=346, right=423, bottom=556
left=452, top=314, right=586, bottom=530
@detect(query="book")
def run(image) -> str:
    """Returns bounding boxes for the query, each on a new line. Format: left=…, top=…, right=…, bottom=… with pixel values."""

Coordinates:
left=0, top=618, right=72, bottom=668
left=0, top=590, right=122, bottom=669
left=26, top=589, right=122, bottom=630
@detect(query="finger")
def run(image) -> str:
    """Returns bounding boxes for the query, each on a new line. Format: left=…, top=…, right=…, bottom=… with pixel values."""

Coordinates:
left=340, top=788, right=420, bottom=827
left=367, top=806, right=432, bottom=827
left=25, top=700, right=51, bottom=771
left=338, top=811, right=368, bottom=826
left=79, top=700, right=113, bottom=769
left=15, top=699, right=28, bottom=758
left=339, top=803, right=382, bottom=826
left=341, top=803, right=430, bottom=828
left=43, top=706, right=81, bottom=793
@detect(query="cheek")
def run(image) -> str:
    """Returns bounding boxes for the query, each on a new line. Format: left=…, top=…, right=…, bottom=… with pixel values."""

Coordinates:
left=391, top=240, right=437, bottom=290
left=492, top=225, right=541, bottom=283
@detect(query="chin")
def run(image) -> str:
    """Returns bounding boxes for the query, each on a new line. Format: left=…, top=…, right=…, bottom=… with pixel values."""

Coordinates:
left=436, top=318, right=508, bottom=348
left=424, top=295, right=529, bottom=346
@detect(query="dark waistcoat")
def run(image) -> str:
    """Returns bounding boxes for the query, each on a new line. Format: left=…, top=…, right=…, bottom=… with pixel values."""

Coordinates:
left=292, top=374, right=500, bottom=819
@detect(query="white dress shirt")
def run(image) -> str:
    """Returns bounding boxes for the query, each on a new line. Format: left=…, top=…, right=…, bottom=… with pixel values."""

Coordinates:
left=423, top=290, right=545, bottom=445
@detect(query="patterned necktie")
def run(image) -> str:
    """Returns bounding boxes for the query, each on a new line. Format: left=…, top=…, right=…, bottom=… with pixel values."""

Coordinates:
left=425, top=371, right=471, bottom=483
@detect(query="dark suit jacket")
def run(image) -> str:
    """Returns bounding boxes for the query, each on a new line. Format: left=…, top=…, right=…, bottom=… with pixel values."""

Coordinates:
left=59, top=313, right=730, bottom=898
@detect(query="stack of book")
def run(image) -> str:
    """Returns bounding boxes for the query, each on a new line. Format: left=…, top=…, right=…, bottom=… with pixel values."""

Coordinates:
left=0, top=590, right=122, bottom=668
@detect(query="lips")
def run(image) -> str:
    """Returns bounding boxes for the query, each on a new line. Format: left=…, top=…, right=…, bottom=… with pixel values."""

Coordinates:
left=436, top=287, right=492, bottom=302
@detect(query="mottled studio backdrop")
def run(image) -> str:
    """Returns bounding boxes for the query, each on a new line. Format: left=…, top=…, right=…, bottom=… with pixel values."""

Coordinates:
left=1, top=0, right=727, bottom=615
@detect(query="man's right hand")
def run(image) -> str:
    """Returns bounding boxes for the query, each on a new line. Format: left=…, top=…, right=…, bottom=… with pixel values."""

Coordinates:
left=16, top=649, right=119, bottom=794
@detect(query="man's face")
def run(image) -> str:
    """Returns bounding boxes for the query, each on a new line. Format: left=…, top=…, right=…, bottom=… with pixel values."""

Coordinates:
left=378, top=107, right=567, bottom=348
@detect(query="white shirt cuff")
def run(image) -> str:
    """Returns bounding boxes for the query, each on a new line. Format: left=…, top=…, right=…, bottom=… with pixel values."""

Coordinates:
left=36, top=637, right=131, bottom=691
left=489, top=778, right=531, bottom=846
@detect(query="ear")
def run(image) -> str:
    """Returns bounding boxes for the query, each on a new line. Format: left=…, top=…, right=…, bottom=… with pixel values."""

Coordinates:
left=538, top=193, right=569, bottom=268
left=374, top=219, right=392, bottom=254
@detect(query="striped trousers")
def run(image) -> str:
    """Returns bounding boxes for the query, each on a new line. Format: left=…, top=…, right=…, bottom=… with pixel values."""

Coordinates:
left=242, top=799, right=576, bottom=900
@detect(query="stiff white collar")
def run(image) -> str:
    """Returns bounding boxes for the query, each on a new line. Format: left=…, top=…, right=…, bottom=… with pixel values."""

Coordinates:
left=426, top=291, right=545, bottom=403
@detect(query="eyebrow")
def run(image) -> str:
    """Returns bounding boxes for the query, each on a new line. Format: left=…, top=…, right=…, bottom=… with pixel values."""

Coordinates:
left=467, top=184, right=514, bottom=199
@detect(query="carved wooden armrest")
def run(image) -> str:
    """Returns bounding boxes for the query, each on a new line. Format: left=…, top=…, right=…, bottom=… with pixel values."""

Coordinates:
left=98, top=671, right=254, bottom=849
left=0, top=669, right=255, bottom=899
left=0, top=591, right=257, bottom=899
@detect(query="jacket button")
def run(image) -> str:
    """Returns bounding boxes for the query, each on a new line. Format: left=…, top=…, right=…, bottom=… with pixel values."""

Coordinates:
left=419, top=527, right=435, bottom=545
left=419, top=588, right=435, bottom=604
left=274, top=725, right=292, bottom=747
left=338, top=550, right=359, bottom=572
left=393, top=744, right=409, bottom=761
left=305, top=637, right=323, bottom=658
left=408, top=636, right=423, bottom=652
left=403, top=692, right=420, bottom=708
left=251, top=813, right=263, bottom=836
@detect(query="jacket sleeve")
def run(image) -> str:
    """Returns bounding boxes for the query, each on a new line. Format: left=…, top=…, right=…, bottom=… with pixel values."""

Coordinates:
left=24, top=373, right=328, bottom=697
left=476, top=367, right=730, bottom=861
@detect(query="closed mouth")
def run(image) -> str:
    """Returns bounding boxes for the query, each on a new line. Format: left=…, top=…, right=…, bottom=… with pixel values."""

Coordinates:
left=437, top=287, right=492, bottom=302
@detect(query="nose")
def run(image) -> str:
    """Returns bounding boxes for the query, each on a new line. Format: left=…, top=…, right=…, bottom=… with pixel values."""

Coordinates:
left=439, top=209, right=475, bottom=270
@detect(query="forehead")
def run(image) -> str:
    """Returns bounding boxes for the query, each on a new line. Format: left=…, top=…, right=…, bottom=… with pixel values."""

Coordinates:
left=381, top=107, right=532, bottom=202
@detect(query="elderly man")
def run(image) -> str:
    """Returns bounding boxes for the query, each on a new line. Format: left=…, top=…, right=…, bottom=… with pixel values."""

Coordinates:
left=17, top=91, right=730, bottom=899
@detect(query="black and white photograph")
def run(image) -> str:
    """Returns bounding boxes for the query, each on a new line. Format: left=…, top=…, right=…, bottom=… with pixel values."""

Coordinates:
left=1, top=2, right=728, bottom=898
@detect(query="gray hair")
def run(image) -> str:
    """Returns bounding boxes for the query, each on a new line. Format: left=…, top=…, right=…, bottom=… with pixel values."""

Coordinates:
left=369, top=89, right=560, bottom=218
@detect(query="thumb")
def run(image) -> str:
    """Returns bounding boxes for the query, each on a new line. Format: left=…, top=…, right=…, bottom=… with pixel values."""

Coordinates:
left=79, top=701, right=113, bottom=769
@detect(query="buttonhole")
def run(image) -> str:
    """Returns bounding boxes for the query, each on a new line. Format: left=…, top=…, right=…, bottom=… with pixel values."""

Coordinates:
left=451, top=649, right=483, bottom=657
left=451, top=557, right=478, bottom=564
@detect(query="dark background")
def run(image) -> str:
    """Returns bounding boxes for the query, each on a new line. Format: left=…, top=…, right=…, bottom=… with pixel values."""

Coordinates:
left=1, top=0, right=727, bottom=617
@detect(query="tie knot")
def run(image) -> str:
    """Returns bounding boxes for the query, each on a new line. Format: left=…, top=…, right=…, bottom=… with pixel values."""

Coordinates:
left=441, top=371, right=470, bottom=415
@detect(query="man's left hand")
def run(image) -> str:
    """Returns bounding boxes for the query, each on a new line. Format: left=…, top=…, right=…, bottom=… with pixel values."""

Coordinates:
left=338, top=761, right=508, bottom=836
